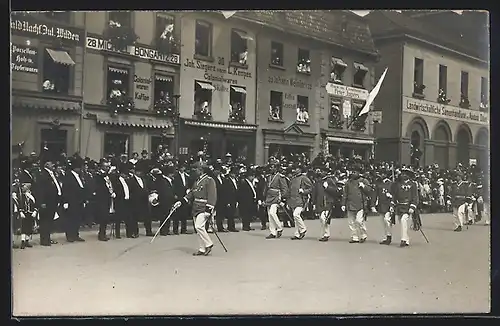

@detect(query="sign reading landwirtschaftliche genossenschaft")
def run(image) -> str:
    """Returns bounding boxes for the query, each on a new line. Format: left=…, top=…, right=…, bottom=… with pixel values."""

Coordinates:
left=10, top=14, right=84, bottom=46
left=11, top=43, right=39, bottom=74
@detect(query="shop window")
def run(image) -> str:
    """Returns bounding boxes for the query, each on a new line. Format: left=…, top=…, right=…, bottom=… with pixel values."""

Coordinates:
left=226, top=140, right=248, bottom=162
left=40, top=128, right=67, bottom=163
left=269, top=91, right=283, bottom=121
left=438, top=65, right=450, bottom=104
left=351, top=101, right=367, bottom=132
left=44, top=11, right=70, bottom=23
left=296, top=95, right=309, bottom=124
left=460, top=71, right=470, bottom=108
left=230, top=30, right=249, bottom=66
left=480, top=77, right=488, bottom=111
left=229, top=85, right=246, bottom=123
left=194, top=80, right=214, bottom=120
left=195, top=20, right=212, bottom=58
left=270, top=41, right=284, bottom=66
left=104, top=133, right=130, bottom=157
left=353, top=62, right=368, bottom=88
left=330, top=57, right=347, bottom=84
left=107, top=65, right=131, bottom=102
left=109, top=11, right=132, bottom=28
left=154, top=74, right=175, bottom=116
left=297, top=48, right=310, bottom=74
left=329, top=98, right=344, bottom=129
left=156, top=13, right=179, bottom=54
left=42, top=48, right=73, bottom=94
left=151, top=136, right=172, bottom=155
left=413, top=58, right=425, bottom=96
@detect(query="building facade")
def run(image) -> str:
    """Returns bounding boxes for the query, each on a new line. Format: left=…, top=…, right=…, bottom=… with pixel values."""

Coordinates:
left=11, top=12, right=86, bottom=161
left=178, top=12, right=258, bottom=162
left=234, top=11, right=378, bottom=165
left=82, top=11, right=181, bottom=160
left=366, top=11, right=489, bottom=170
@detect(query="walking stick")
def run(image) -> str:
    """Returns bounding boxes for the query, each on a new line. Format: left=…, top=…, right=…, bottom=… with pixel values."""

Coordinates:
left=207, top=211, right=228, bottom=252
left=151, top=205, right=178, bottom=243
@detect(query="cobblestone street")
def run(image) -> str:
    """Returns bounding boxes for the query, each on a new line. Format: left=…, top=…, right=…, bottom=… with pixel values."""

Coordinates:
left=12, top=213, right=490, bottom=316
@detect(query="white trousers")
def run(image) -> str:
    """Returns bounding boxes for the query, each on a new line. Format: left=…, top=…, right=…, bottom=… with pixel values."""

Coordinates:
left=319, top=211, right=330, bottom=238
left=194, top=212, right=213, bottom=252
left=267, top=204, right=283, bottom=236
left=395, top=213, right=410, bottom=243
left=381, top=212, right=392, bottom=238
left=347, top=209, right=367, bottom=241
left=293, top=207, right=307, bottom=237
left=452, top=204, right=467, bottom=228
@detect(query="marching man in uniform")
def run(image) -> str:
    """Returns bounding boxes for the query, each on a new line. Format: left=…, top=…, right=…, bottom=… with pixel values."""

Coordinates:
left=264, top=158, right=289, bottom=239
left=312, top=167, right=342, bottom=242
left=449, top=171, right=472, bottom=232
left=287, top=163, right=313, bottom=240
left=342, top=164, right=372, bottom=243
left=173, top=161, right=217, bottom=256
left=377, top=172, right=396, bottom=245
left=389, top=167, right=419, bottom=247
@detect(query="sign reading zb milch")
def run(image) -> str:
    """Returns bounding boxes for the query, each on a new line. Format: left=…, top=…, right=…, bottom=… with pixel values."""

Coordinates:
left=11, top=43, right=39, bottom=74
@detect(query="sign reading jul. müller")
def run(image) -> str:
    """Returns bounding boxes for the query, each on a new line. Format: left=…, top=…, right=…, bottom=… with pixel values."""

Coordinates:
left=403, top=96, right=489, bottom=125
left=86, top=36, right=180, bottom=65
left=10, top=15, right=84, bottom=46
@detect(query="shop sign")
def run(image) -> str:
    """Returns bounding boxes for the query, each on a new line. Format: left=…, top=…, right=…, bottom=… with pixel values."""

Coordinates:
left=11, top=43, right=39, bottom=74
left=342, top=99, right=352, bottom=117
left=325, top=83, right=369, bottom=101
left=10, top=15, right=84, bottom=46
left=183, top=57, right=252, bottom=86
left=403, top=96, right=489, bottom=125
left=86, top=36, right=180, bottom=65
left=268, top=75, right=312, bottom=90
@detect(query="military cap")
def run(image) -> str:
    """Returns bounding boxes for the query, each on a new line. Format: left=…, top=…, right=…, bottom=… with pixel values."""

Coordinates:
left=141, top=149, right=148, bottom=155
left=69, top=156, right=84, bottom=169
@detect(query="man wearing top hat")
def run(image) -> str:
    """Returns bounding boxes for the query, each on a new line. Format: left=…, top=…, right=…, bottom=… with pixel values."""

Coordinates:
left=61, top=156, right=87, bottom=243
left=128, top=161, right=151, bottom=237
left=286, top=163, right=313, bottom=240
left=375, top=171, right=396, bottom=245
left=254, top=166, right=268, bottom=230
left=237, top=165, right=258, bottom=231
left=388, top=167, right=419, bottom=247
left=172, top=160, right=191, bottom=234
left=221, top=165, right=240, bottom=232
left=32, top=152, right=63, bottom=246
left=148, top=165, right=170, bottom=236
left=212, top=162, right=228, bottom=232
left=160, top=162, right=176, bottom=235
left=93, top=159, right=115, bottom=241
left=136, top=149, right=151, bottom=174
left=173, top=161, right=217, bottom=256
left=264, top=158, right=289, bottom=239
left=113, top=162, right=134, bottom=238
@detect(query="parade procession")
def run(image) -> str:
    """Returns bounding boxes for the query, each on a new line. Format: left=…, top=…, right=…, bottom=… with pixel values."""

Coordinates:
left=10, top=10, right=490, bottom=316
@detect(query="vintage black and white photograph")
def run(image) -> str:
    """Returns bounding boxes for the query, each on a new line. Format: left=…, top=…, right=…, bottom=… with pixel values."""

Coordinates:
left=10, top=9, right=490, bottom=316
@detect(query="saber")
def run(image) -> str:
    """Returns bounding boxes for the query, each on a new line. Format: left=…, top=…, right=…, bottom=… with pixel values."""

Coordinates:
left=420, top=228, right=430, bottom=244
left=207, top=211, right=228, bottom=252
left=150, top=206, right=178, bottom=243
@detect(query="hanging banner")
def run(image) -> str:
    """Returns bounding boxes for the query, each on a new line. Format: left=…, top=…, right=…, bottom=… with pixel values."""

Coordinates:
left=342, top=99, right=352, bottom=118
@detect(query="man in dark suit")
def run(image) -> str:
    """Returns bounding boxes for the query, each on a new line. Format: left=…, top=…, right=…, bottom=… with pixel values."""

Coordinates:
left=128, top=162, right=150, bottom=237
left=32, top=155, right=62, bottom=246
left=238, top=167, right=257, bottom=231
left=160, top=163, right=176, bottom=235
left=222, top=165, right=240, bottom=232
left=81, top=159, right=96, bottom=227
left=212, top=163, right=227, bottom=232
left=136, top=149, right=151, bottom=175
left=93, top=159, right=114, bottom=241
left=172, top=161, right=191, bottom=234
left=61, top=156, right=87, bottom=242
left=255, top=166, right=267, bottom=230
left=148, top=166, right=169, bottom=235
left=113, top=163, right=133, bottom=238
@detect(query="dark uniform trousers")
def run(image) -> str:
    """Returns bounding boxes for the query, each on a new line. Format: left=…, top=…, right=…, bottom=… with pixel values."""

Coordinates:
left=39, top=201, right=58, bottom=245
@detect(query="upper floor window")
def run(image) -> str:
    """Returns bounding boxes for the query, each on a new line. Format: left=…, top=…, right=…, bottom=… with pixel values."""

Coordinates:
left=195, top=20, right=212, bottom=58
left=480, top=77, right=488, bottom=111
left=297, top=48, right=310, bottom=74
left=459, top=71, right=470, bottom=108
left=106, top=65, right=134, bottom=114
left=413, top=58, right=425, bottom=96
left=109, top=11, right=132, bottom=29
left=353, top=62, right=368, bottom=88
left=270, top=41, right=284, bottom=67
left=437, top=64, right=450, bottom=104
left=296, top=95, right=309, bottom=124
left=44, top=11, right=70, bottom=23
left=194, top=80, right=214, bottom=120
left=229, top=85, right=247, bottom=123
left=230, top=30, right=249, bottom=66
left=156, top=13, right=178, bottom=54
left=269, top=91, right=283, bottom=120
left=329, top=98, right=344, bottom=129
left=42, top=48, right=74, bottom=94
left=153, top=75, right=175, bottom=117
left=330, top=57, right=347, bottom=84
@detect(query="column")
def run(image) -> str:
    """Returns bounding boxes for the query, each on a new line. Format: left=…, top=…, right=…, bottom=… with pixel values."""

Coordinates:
left=264, top=144, right=270, bottom=163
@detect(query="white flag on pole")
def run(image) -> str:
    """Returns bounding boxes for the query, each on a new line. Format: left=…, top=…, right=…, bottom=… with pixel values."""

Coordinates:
left=357, top=67, right=388, bottom=117
left=221, top=11, right=237, bottom=19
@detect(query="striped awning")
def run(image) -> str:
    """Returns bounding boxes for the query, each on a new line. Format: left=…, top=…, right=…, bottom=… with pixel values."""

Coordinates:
left=331, top=57, right=347, bottom=67
left=46, top=49, right=75, bottom=66
left=108, top=67, right=129, bottom=74
left=13, top=96, right=81, bottom=111
left=231, top=86, right=247, bottom=94
left=184, top=119, right=257, bottom=130
left=97, top=116, right=171, bottom=129
left=155, top=75, right=173, bottom=82
left=354, top=62, right=369, bottom=72
left=326, top=136, right=373, bottom=145
left=196, top=81, right=215, bottom=91
left=233, top=30, right=253, bottom=41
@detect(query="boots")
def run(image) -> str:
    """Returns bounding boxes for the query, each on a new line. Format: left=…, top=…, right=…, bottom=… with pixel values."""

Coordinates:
left=380, top=235, right=392, bottom=245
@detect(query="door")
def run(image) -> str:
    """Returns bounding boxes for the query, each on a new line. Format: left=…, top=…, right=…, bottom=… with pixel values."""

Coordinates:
left=104, top=133, right=130, bottom=157
left=40, top=128, right=67, bottom=162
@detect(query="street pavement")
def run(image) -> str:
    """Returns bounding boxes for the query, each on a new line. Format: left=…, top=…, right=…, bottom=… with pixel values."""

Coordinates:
left=12, top=213, right=490, bottom=316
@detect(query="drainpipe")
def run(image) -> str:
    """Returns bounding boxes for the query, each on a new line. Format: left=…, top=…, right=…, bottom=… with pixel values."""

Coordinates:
left=78, top=12, right=87, bottom=156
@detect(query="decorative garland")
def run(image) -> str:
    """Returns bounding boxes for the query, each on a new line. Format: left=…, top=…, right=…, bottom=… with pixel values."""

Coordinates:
left=104, top=20, right=139, bottom=51
left=437, top=88, right=451, bottom=104
left=413, top=81, right=426, bottom=95
left=229, top=106, right=245, bottom=123
left=329, top=104, right=344, bottom=129
left=194, top=108, right=212, bottom=120
left=107, top=90, right=134, bottom=116
left=154, top=98, right=175, bottom=117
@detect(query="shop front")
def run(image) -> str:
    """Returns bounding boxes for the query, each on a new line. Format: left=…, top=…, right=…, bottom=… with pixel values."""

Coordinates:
left=321, top=132, right=374, bottom=160
left=179, top=119, right=257, bottom=163
left=262, top=123, right=316, bottom=162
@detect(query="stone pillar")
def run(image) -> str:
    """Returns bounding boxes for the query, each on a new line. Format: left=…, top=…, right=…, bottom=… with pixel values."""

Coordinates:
left=400, top=138, right=411, bottom=165
left=448, top=143, right=457, bottom=168
left=264, top=144, right=270, bottom=163
left=309, top=146, right=314, bottom=160
left=424, top=140, right=434, bottom=167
